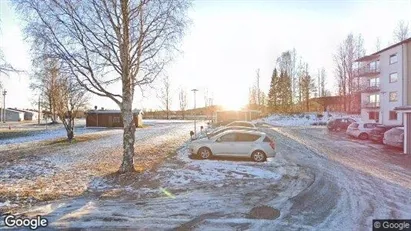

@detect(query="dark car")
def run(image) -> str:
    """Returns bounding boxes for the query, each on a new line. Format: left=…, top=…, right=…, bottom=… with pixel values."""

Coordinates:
left=327, top=118, right=356, bottom=132
left=370, top=125, right=400, bottom=143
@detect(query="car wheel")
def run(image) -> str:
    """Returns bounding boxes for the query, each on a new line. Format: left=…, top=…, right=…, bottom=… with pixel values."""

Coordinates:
left=198, top=147, right=212, bottom=159
left=251, top=150, right=267, bottom=162
left=359, top=133, right=369, bottom=140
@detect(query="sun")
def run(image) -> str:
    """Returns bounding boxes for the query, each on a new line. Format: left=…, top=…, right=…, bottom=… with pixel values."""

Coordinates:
left=222, top=100, right=245, bottom=111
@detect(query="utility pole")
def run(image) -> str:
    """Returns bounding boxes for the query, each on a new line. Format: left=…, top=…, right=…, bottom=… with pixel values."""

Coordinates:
left=191, top=89, right=198, bottom=137
left=2, top=90, right=7, bottom=123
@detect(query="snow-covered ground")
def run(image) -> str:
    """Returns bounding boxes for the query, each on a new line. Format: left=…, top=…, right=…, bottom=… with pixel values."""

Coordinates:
left=255, top=112, right=362, bottom=127
left=0, top=119, right=94, bottom=146
left=1, top=121, right=410, bottom=230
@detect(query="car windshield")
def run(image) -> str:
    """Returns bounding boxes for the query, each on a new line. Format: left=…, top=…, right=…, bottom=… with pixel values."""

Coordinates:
left=3, top=1, right=410, bottom=230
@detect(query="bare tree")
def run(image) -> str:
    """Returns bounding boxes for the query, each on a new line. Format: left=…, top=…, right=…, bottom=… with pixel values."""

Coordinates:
left=17, top=0, right=190, bottom=173
left=0, top=51, right=17, bottom=76
left=179, top=88, right=187, bottom=119
left=320, top=68, right=326, bottom=97
left=334, top=33, right=365, bottom=112
left=158, top=75, right=172, bottom=119
left=393, top=20, right=410, bottom=42
left=203, top=87, right=208, bottom=108
left=375, top=37, right=381, bottom=52
left=55, top=74, right=89, bottom=141
left=30, top=56, right=60, bottom=123
left=0, top=22, right=20, bottom=85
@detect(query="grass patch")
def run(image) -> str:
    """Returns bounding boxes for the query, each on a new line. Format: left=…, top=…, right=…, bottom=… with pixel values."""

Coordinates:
left=0, top=129, right=39, bottom=139
left=45, top=133, right=106, bottom=146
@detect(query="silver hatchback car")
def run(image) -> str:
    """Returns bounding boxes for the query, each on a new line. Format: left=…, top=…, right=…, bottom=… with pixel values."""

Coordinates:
left=189, top=130, right=276, bottom=162
left=383, top=127, right=404, bottom=149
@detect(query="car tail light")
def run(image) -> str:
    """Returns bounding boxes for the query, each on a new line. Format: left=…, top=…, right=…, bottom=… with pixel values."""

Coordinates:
left=269, top=141, right=275, bottom=150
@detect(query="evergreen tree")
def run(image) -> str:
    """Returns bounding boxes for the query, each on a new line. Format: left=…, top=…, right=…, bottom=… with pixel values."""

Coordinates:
left=268, top=68, right=278, bottom=112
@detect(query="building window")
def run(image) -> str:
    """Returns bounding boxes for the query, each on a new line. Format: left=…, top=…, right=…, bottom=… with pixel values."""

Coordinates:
left=389, top=72, right=398, bottom=83
left=113, top=116, right=120, bottom=123
left=368, top=94, right=380, bottom=106
left=369, top=60, right=379, bottom=71
left=389, top=92, right=398, bottom=102
left=389, top=111, right=398, bottom=120
left=369, top=78, right=380, bottom=87
left=389, top=54, right=397, bottom=64
left=368, top=111, right=379, bottom=120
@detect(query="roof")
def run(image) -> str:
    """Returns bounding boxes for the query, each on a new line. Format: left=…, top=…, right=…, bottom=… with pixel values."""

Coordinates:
left=355, top=37, right=411, bottom=62
left=86, top=109, right=142, bottom=114
left=7, top=108, right=36, bottom=114
left=5, top=108, right=25, bottom=114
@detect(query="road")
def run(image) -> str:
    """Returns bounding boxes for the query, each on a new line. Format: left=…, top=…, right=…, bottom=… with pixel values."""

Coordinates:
left=1, top=122, right=410, bottom=231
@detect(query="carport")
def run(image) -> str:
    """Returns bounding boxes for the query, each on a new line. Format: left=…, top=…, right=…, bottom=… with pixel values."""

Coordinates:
left=394, top=106, right=411, bottom=154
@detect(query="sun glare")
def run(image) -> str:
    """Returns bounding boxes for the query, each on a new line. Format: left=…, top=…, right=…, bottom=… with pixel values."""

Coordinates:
left=222, top=100, right=245, bottom=111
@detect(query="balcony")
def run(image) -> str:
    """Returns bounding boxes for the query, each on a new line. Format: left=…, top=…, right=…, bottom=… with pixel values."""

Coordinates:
left=362, top=101, right=380, bottom=109
left=353, top=66, right=380, bottom=77
left=362, top=83, right=380, bottom=93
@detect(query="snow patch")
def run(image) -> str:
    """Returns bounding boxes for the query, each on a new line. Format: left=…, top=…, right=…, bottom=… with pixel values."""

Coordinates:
left=158, top=147, right=282, bottom=187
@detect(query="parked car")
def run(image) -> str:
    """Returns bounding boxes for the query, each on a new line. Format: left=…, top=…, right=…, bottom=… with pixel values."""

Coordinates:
left=383, top=127, right=404, bottom=149
left=189, top=130, right=276, bottom=162
left=206, top=126, right=258, bottom=138
left=226, top=121, right=257, bottom=128
left=370, top=125, right=401, bottom=143
left=327, top=118, right=356, bottom=131
left=346, top=122, right=378, bottom=140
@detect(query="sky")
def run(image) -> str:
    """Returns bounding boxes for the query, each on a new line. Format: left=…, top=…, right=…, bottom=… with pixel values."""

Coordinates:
left=0, top=0, right=411, bottom=111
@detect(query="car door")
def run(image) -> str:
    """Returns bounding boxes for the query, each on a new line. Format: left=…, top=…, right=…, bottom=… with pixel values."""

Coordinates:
left=213, top=132, right=237, bottom=156
left=364, top=123, right=377, bottom=133
left=234, top=133, right=261, bottom=157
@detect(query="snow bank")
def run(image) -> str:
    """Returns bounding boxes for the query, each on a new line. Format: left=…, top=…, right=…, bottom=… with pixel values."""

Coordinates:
left=256, top=112, right=362, bottom=127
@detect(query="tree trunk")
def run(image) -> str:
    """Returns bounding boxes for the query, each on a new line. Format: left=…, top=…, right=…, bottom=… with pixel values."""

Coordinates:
left=67, top=129, right=74, bottom=142
left=119, top=102, right=136, bottom=173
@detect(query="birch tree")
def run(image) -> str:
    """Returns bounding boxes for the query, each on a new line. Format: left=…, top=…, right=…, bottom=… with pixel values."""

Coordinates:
left=375, top=37, right=381, bottom=52
left=334, top=33, right=365, bottom=112
left=393, top=20, right=410, bottom=42
left=30, top=56, right=60, bottom=123
left=16, top=0, right=190, bottom=173
left=55, top=74, right=89, bottom=141
left=179, top=88, right=187, bottom=119
left=159, top=75, right=172, bottom=120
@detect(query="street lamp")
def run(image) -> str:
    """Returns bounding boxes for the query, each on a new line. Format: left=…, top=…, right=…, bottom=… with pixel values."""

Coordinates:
left=191, top=89, right=198, bottom=137
left=2, top=90, right=7, bottom=123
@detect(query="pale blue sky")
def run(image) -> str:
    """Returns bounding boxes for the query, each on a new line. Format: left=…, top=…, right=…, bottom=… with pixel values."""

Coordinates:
left=0, top=0, right=410, bottom=111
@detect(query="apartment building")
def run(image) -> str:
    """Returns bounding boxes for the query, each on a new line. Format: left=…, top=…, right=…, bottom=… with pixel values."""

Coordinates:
left=356, top=38, right=411, bottom=126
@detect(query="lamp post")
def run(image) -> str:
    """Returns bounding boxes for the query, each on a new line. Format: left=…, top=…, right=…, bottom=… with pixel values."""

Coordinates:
left=2, top=90, right=7, bottom=123
left=191, top=89, right=198, bottom=137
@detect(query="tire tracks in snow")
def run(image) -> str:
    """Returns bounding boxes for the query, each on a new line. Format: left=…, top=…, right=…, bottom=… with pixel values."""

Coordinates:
left=262, top=126, right=411, bottom=230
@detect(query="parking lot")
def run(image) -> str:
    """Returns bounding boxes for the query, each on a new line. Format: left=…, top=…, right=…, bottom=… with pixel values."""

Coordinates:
left=1, top=121, right=410, bottom=230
